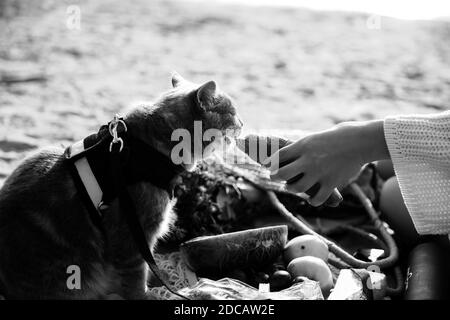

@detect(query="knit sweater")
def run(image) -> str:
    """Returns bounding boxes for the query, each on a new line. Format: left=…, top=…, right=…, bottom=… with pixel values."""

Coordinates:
left=384, top=111, right=450, bottom=235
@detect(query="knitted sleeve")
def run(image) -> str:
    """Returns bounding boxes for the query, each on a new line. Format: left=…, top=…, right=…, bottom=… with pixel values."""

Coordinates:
left=383, top=111, right=450, bottom=235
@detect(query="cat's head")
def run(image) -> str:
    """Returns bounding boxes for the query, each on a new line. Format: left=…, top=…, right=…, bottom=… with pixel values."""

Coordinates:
left=168, top=71, right=243, bottom=134
left=125, top=72, right=243, bottom=168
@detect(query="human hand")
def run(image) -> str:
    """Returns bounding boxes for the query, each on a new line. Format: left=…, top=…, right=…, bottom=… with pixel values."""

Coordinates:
left=266, top=120, right=388, bottom=207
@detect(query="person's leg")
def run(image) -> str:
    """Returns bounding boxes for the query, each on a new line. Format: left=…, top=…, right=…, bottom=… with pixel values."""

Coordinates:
left=379, top=176, right=420, bottom=248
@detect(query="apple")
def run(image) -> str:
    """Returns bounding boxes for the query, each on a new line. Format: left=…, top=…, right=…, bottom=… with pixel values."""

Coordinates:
left=284, top=235, right=329, bottom=263
left=287, top=256, right=334, bottom=295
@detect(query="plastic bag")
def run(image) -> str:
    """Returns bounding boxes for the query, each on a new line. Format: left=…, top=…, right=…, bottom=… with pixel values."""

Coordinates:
left=178, top=277, right=324, bottom=300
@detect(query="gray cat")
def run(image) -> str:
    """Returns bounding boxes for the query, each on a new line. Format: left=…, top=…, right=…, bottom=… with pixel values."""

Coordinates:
left=0, top=73, right=243, bottom=299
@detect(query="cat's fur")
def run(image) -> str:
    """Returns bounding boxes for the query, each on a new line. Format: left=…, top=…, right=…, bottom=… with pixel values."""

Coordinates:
left=0, top=73, right=243, bottom=299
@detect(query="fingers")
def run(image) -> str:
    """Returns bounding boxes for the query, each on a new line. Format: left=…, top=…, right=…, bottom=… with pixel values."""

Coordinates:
left=265, top=144, right=298, bottom=171
left=287, top=177, right=337, bottom=208
left=309, top=185, right=334, bottom=207
left=289, top=179, right=342, bottom=208
left=269, top=155, right=318, bottom=195
left=323, top=189, right=343, bottom=207
left=265, top=138, right=344, bottom=208
left=286, top=174, right=316, bottom=194
left=270, top=158, right=305, bottom=182
left=269, top=158, right=344, bottom=207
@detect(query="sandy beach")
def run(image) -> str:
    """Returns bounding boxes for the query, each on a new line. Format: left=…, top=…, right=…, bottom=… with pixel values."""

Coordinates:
left=1, top=0, right=449, bottom=186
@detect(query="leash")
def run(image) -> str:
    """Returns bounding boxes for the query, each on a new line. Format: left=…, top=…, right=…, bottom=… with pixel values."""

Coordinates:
left=107, top=116, right=189, bottom=300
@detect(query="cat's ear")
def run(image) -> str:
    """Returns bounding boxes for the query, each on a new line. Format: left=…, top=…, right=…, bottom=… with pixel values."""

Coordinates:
left=171, top=71, right=185, bottom=88
left=196, top=80, right=217, bottom=110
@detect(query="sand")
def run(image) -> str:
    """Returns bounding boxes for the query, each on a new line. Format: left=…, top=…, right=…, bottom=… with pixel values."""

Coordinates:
left=1, top=0, right=449, bottom=186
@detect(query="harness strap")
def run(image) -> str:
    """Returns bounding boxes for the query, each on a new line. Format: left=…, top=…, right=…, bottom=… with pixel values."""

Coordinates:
left=66, top=117, right=189, bottom=300
left=68, top=160, right=105, bottom=233
left=74, top=157, right=103, bottom=214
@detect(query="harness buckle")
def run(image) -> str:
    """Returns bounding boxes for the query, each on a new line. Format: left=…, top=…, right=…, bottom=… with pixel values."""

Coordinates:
left=108, top=114, right=127, bottom=153
left=109, top=137, right=124, bottom=152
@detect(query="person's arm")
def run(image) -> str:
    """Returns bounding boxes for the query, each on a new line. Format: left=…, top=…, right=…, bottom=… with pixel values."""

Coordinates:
left=268, top=119, right=390, bottom=206
left=269, top=111, right=450, bottom=235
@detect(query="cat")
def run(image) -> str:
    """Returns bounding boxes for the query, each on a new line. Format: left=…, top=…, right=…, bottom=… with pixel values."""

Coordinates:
left=0, top=72, right=243, bottom=299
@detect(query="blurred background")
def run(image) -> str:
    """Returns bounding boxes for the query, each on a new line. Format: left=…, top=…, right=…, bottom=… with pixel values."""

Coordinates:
left=0, top=0, right=449, bottom=185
